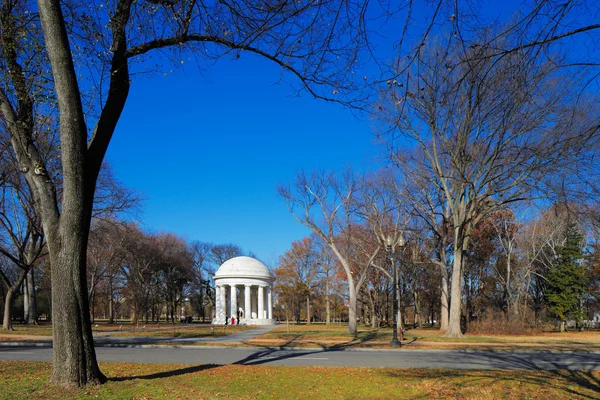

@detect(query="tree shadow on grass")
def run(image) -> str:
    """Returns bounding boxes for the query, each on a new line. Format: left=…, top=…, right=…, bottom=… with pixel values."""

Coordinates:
left=381, top=350, right=600, bottom=399
left=109, top=364, right=220, bottom=382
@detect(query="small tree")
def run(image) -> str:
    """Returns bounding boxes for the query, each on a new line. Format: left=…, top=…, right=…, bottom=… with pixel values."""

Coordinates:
left=544, top=224, right=588, bottom=332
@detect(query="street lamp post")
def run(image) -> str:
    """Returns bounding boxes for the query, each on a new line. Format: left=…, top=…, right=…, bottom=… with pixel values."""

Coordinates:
left=387, top=232, right=405, bottom=348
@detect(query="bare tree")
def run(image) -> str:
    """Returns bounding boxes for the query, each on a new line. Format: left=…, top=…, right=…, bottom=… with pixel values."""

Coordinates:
left=379, top=33, right=599, bottom=336
left=400, top=164, right=452, bottom=331
left=279, top=169, right=383, bottom=335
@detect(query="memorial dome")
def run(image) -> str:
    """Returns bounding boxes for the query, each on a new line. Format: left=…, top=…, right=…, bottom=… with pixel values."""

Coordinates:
left=214, top=256, right=273, bottom=280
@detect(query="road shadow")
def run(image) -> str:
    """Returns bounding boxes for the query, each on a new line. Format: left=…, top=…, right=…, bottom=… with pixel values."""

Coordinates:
left=109, top=364, right=220, bottom=382
left=234, top=336, right=346, bottom=366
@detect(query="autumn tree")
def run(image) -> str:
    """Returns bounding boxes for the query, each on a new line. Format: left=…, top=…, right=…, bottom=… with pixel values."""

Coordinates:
left=155, top=233, right=194, bottom=323
left=276, top=237, right=321, bottom=324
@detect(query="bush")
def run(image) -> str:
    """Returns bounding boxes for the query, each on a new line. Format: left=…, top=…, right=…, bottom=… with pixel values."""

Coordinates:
left=467, top=309, right=540, bottom=335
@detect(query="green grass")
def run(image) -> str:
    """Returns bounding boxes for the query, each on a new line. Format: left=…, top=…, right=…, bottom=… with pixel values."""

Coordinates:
left=1, top=361, right=599, bottom=399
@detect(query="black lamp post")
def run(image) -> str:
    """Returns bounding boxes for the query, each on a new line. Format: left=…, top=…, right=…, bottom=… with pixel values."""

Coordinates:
left=387, top=232, right=405, bottom=348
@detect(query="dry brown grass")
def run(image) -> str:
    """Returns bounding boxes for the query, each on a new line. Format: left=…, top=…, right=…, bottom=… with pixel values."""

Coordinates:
left=2, top=361, right=599, bottom=399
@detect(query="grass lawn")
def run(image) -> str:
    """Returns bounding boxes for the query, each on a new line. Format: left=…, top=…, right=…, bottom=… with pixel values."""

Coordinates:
left=1, top=361, right=598, bottom=399
left=109, top=325, right=254, bottom=338
left=0, top=322, right=252, bottom=340
left=0, top=323, right=53, bottom=336
left=251, top=324, right=600, bottom=350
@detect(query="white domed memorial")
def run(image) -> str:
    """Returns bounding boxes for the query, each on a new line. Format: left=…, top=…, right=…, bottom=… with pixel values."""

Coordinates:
left=212, top=256, right=275, bottom=325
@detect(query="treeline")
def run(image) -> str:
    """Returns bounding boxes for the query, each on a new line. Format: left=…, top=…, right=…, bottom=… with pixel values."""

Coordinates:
left=0, top=211, right=253, bottom=326
left=276, top=20, right=600, bottom=337
left=276, top=197, right=600, bottom=334
left=86, top=221, right=254, bottom=324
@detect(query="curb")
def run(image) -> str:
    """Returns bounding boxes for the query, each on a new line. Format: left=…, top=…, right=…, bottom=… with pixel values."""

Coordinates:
left=2, top=341, right=599, bottom=354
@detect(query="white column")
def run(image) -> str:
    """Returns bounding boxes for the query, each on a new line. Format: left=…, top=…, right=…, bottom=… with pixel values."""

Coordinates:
left=230, top=285, right=237, bottom=322
left=244, top=285, right=251, bottom=320
left=215, top=285, right=221, bottom=320
left=251, top=287, right=258, bottom=319
left=220, top=285, right=226, bottom=321
left=267, top=286, right=273, bottom=320
left=258, top=286, right=265, bottom=320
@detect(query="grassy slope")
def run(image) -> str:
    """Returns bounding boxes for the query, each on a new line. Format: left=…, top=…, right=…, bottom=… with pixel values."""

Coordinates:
left=1, top=361, right=599, bottom=399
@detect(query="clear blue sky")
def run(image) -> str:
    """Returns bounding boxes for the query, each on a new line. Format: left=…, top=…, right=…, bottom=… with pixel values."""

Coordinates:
left=107, top=53, right=383, bottom=265
left=105, top=0, right=571, bottom=265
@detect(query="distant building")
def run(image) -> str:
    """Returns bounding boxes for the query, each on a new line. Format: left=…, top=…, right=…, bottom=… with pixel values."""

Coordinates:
left=212, top=256, right=275, bottom=325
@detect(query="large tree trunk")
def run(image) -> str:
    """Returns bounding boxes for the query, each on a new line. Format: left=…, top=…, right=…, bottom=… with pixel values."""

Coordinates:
left=37, top=0, right=117, bottom=387
left=24, top=270, right=38, bottom=325
left=348, top=285, right=358, bottom=336
left=24, top=279, right=29, bottom=323
left=49, top=233, right=105, bottom=387
left=306, top=296, right=311, bottom=325
left=445, top=247, right=464, bottom=338
left=2, top=287, right=16, bottom=331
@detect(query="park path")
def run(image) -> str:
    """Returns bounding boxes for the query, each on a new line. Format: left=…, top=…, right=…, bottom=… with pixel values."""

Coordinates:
left=2, top=346, right=600, bottom=370
left=0, top=325, right=278, bottom=346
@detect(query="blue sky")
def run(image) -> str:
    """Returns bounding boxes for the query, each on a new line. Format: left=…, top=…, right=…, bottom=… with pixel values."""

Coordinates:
left=107, top=53, right=383, bottom=265
left=104, top=0, right=577, bottom=265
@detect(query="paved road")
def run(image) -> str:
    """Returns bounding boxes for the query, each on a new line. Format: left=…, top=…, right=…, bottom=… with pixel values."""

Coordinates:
left=1, top=346, right=599, bottom=370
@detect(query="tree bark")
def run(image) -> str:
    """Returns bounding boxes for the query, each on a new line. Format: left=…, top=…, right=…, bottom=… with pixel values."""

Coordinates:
left=108, top=279, right=114, bottom=324
left=24, top=279, right=29, bottom=323
left=325, top=278, right=331, bottom=326
left=369, top=292, right=376, bottom=329
left=3, top=287, right=16, bottom=331
left=49, top=235, right=105, bottom=387
left=306, top=296, right=311, bottom=325
left=445, top=247, right=465, bottom=338
left=25, top=270, right=38, bottom=325
left=348, top=285, right=358, bottom=336
left=440, top=266, right=449, bottom=331
left=2, top=270, right=27, bottom=330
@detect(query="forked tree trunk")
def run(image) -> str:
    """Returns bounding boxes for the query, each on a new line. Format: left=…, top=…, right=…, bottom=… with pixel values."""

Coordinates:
left=37, top=0, right=110, bottom=387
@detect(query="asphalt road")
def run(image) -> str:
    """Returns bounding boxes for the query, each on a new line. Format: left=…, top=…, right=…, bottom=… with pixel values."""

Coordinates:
left=1, top=345, right=600, bottom=370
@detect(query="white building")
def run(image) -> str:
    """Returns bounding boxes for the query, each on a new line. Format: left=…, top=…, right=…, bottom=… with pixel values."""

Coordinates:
left=212, top=256, right=275, bottom=326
